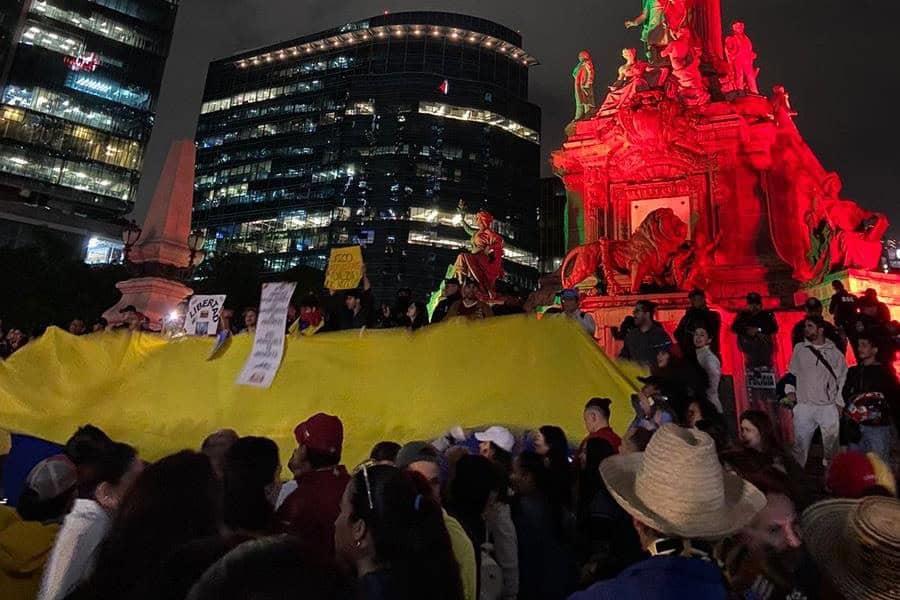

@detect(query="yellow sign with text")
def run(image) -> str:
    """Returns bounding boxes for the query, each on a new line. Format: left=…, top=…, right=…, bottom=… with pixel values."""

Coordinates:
left=324, top=246, right=363, bottom=290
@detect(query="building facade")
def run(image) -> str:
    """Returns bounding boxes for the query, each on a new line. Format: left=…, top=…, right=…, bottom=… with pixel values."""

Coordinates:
left=194, top=12, right=541, bottom=300
left=538, top=176, right=566, bottom=274
left=0, top=0, right=178, bottom=253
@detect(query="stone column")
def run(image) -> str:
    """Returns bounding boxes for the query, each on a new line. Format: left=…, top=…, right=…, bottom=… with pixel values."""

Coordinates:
left=692, top=0, right=724, bottom=63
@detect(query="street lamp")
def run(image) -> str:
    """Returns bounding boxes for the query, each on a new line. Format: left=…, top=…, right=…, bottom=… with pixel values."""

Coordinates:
left=121, top=220, right=142, bottom=262
left=187, top=229, right=206, bottom=268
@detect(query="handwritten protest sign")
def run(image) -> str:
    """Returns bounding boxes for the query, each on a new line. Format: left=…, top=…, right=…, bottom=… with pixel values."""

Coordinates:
left=184, top=295, right=226, bottom=336
left=236, top=282, right=296, bottom=388
left=324, top=246, right=364, bottom=290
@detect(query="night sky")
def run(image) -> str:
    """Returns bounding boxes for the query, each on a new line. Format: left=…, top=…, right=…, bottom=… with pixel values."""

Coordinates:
left=135, top=0, right=899, bottom=235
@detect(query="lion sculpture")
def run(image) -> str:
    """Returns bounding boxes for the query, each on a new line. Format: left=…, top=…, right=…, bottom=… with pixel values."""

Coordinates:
left=561, top=208, right=690, bottom=295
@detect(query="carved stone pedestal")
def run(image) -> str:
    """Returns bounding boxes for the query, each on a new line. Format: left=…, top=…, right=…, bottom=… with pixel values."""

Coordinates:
left=103, top=278, right=193, bottom=331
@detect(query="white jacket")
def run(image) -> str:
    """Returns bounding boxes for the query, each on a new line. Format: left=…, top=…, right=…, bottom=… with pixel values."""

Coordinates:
left=38, top=499, right=111, bottom=600
left=696, top=346, right=722, bottom=412
left=786, top=341, right=848, bottom=407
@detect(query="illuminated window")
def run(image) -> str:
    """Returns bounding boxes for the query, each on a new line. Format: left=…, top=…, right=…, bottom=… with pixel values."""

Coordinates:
left=0, top=147, right=135, bottom=200
left=198, top=117, right=317, bottom=148
left=84, top=236, right=124, bottom=264
left=65, top=72, right=151, bottom=110
left=20, top=22, right=85, bottom=56
left=30, top=1, right=163, bottom=53
left=345, top=101, right=374, bottom=116
left=418, top=101, right=539, bottom=144
left=200, top=80, right=325, bottom=115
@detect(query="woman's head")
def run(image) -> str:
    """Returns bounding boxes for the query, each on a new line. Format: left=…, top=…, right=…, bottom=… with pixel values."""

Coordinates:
left=223, top=436, right=280, bottom=533
left=335, top=464, right=462, bottom=599
left=76, top=440, right=142, bottom=511
left=535, top=426, right=569, bottom=466
left=693, top=326, right=711, bottom=349
left=740, top=410, right=780, bottom=454
left=406, top=301, right=428, bottom=330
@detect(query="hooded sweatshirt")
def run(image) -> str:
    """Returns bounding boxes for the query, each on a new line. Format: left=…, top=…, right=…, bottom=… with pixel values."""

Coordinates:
left=0, top=506, right=60, bottom=600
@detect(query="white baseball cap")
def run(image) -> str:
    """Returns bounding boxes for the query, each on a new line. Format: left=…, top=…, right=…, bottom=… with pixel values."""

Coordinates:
left=474, top=426, right=515, bottom=453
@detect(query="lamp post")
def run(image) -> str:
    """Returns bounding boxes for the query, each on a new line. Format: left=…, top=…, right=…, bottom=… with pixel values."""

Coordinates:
left=187, top=229, right=206, bottom=269
left=121, top=220, right=142, bottom=262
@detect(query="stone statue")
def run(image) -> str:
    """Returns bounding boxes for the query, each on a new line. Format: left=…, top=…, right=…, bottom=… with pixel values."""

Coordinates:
left=572, top=51, right=596, bottom=120
left=560, top=208, right=689, bottom=295
left=724, top=21, right=759, bottom=94
left=661, top=26, right=710, bottom=105
left=625, top=0, right=687, bottom=63
left=454, top=201, right=505, bottom=298
left=771, top=85, right=797, bottom=129
left=599, top=48, right=649, bottom=115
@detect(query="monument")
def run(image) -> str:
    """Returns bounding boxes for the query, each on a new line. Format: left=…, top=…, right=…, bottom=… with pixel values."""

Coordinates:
left=103, top=141, right=202, bottom=329
left=551, top=0, right=895, bottom=407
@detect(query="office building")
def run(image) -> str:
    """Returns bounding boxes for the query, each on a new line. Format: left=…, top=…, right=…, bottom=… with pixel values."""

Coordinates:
left=0, top=0, right=179, bottom=257
left=539, top=176, right=566, bottom=273
left=194, top=11, right=541, bottom=299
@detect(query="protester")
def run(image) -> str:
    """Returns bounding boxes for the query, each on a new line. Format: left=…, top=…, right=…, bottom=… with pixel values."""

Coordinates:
left=626, top=376, right=676, bottom=436
left=786, top=315, right=848, bottom=468
left=651, top=342, right=707, bottom=405
left=447, top=280, right=494, bottom=320
left=73, top=451, right=221, bottom=599
left=405, top=301, right=429, bottom=330
left=369, top=441, right=401, bottom=465
left=294, top=294, right=325, bottom=335
left=276, top=413, right=349, bottom=557
left=475, top=426, right=516, bottom=462
left=90, top=318, right=108, bottom=333
left=736, top=410, right=804, bottom=477
left=842, top=334, right=899, bottom=462
left=38, top=440, right=141, bottom=600
left=790, top=297, right=846, bottom=353
left=223, top=436, right=280, bottom=535
left=510, top=451, right=576, bottom=599
left=1, top=327, right=29, bottom=358
left=186, top=535, right=340, bottom=600
left=374, top=302, right=397, bottom=329
left=241, top=307, right=258, bottom=334
left=393, top=287, right=413, bottom=319
left=801, top=496, right=899, bottom=599
left=732, top=292, right=779, bottom=414
left=828, top=280, right=857, bottom=332
left=334, top=463, right=464, bottom=600
left=674, top=288, right=721, bottom=358
left=619, top=300, right=671, bottom=366
left=825, top=451, right=897, bottom=499
left=692, top=326, right=722, bottom=412
left=446, top=454, right=498, bottom=595
left=200, top=428, right=239, bottom=480
left=533, top=425, right=574, bottom=508
left=67, top=319, right=86, bottom=336
left=579, top=398, right=621, bottom=459
left=570, top=425, right=765, bottom=599
left=0, top=456, right=77, bottom=600
left=431, top=279, right=462, bottom=324
left=863, top=288, right=892, bottom=325
left=558, top=289, right=596, bottom=336
left=395, top=442, right=477, bottom=600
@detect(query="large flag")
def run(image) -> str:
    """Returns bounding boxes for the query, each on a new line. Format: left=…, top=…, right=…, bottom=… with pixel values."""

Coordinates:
left=0, top=316, right=642, bottom=466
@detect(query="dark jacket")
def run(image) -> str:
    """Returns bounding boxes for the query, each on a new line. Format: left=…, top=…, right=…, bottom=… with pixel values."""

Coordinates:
left=513, top=495, right=577, bottom=600
left=674, top=307, right=722, bottom=357
left=829, top=290, right=858, bottom=328
left=327, top=290, right=374, bottom=331
left=276, top=466, right=350, bottom=557
left=731, top=309, right=778, bottom=367
left=843, top=363, right=899, bottom=429
left=431, top=293, right=461, bottom=324
left=790, top=318, right=846, bottom=354
left=619, top=322, right=672, bottom=367
left=568, top=555, right=727, bottom=600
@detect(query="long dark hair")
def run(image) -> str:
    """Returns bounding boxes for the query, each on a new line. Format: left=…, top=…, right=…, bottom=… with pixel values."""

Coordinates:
left=223, top=436, right=279, bottom=533
left=350, top=465, right=463, bottom=600
left=516, top=451, right=567, bottom=538
left=539, top=425, right=573, bottom=507
left=576, top=438, right=616, bottom=526
left=85, top=451, right=222, bottom=599
left=740, top=409, right=784, bottom=457
left=407, top=301, right=429, bottom=330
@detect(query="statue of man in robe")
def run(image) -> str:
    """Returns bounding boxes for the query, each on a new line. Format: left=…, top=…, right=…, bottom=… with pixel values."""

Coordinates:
left=572, top=50, right=596, bottom=120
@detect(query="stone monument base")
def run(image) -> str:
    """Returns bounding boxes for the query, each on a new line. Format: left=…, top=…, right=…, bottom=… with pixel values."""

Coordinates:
left=103, top=277, right=193, bottom=331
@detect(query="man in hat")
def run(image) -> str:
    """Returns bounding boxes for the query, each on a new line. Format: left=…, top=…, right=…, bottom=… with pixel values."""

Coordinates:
left=431, top=278, right=462, bottom=324
left=396, top=442, right=479, bottom=600
left=802, top=496, right=899, bottom=599
left=570, top=424, right=765, bottom=599
left=276, top=413, right=349, bottom=557
left=619, top=300, right=672, bottom=367
left=786, top=315, right=848, bottom=468
left=559, top=288, right=596, bottom=335
left=790, top=296, right=846, bottom=353
left=674, top=288, right=721, bottom=360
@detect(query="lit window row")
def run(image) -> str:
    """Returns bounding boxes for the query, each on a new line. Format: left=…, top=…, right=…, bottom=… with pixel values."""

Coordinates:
left=310, top=164, right=357, bottom=183
left=198, top=117, right=317, bottom=148
left=273, top=55, right=354, bottom=79
left=198, top=144, right=314, bottom=168
left=2, top=86, right=145, bottom=140
left=65, top=72, right=151, bottom=110
left=195, top=160, right=271, bottom=190
left=20, top=21, right=85, bottom=55
left=30, top=1, right=163, bottom=53
left=201, top=80, right=324, bottom=115
left=419, top=101, right=539, bottom=144
left=0, top=106, right=143, bottom=170
left=200, top=100, right=324, bottom=133
left=0, top=146, right=134, bottom=200
left=233, top=25, right=538, bottom=69
left=345, top=101, right=374, bottom=116
left=90, top=0, right=171, bottom=24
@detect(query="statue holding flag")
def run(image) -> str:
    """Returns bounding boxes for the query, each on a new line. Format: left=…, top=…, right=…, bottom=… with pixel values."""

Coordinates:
left=453, top=201, right=505, bottom=299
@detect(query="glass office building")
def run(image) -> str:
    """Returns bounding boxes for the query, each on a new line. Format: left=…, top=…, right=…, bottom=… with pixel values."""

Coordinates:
left=0, top=0, right=178, bottom=222
left=194, top=12, right=542, bottom=299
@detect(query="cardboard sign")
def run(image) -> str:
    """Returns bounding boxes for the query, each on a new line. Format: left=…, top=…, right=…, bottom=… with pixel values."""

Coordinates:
left=746, top=368, right=777, bottom=390
left=184, top=295, right=226, bottom=336
left=236, top=282, right=296, bottom=388
left=324, top=246, right=364, bottom=290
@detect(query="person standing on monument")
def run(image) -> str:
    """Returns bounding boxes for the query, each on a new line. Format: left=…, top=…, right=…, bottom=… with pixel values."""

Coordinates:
left=619, top=301, right=672, bottom=367
left=731, top=292, right=779, bottom=412
left=790, top=297, right=846, bottom=354
left=828, top=280, right=857, bottom=333
left=674, top=288, right=721, bottom=359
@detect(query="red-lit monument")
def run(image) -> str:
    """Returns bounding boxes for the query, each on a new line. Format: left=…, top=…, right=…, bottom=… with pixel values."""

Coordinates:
left=551, top=0, right=896, bottom=408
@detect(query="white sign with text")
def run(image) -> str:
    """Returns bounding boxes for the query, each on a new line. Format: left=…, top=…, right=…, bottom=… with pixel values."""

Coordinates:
left=236, top=282, right=296, bottom=388
left=184, top=295, right=226, bottom=336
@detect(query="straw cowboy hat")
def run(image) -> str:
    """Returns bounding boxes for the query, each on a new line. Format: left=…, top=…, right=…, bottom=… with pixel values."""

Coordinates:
left=802, top=496, right=900, bottom=599
left=600, top=424, right=765, bottom=540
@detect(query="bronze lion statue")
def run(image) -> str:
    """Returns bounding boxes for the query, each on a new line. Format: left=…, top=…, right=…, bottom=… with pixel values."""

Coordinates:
left=561, top=208, right=689, bottom=295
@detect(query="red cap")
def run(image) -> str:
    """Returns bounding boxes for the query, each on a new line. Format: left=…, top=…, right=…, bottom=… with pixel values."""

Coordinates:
left=294, top=413, right=343, bottom=456
left=827, top=451, right=877, bottom=498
